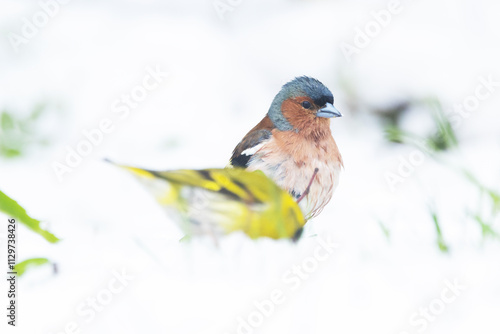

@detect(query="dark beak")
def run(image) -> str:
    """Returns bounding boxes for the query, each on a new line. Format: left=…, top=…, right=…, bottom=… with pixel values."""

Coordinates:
left=316, top=102, right=342, bottom=118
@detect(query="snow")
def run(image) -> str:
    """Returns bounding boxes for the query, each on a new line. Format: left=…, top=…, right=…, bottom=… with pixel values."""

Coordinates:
left=0, top=0, right=499, bottom=333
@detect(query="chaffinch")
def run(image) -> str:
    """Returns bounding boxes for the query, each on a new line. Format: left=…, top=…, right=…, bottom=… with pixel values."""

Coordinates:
left=111, top=77, right=342, bottom=241
left=230, top=76, right=343, bottom=219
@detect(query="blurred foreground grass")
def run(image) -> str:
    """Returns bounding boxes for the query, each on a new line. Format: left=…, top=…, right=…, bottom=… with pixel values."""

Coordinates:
left=0, top=189, right=58, bottom=276
left=380, top=97, right=499, bottom=251
left=0, top=102, right=60, bottom=158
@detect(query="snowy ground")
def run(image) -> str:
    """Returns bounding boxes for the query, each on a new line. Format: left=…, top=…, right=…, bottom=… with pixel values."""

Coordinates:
left=1, top=0, right=500, bottom=333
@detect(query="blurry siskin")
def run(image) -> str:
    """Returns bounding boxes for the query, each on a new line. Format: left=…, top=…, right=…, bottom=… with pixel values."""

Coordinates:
left=116, top=165, right=306, bottom=241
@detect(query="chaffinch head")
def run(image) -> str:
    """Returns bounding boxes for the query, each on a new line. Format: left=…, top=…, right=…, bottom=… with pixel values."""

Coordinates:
left=230, top=76, right=343, bottom=219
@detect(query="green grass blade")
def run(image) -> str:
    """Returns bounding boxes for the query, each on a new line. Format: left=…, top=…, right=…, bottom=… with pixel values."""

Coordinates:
left=0, top=190, right=59, bottom=243
left=472, top=214, right=499, bottom=239
left=377, top=220, right=391, bottom=241
left=15, top=258, right=50, bottom=277
left=430, top=207, right=449, bottom=253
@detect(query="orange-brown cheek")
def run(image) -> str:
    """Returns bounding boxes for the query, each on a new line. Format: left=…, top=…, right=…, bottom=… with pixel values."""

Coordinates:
left=282, top=110, right=317, bottom=126
left=281, top=99, right=315, bottom=118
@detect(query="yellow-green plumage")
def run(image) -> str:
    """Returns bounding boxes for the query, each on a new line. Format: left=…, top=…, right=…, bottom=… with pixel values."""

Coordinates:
left=120, top=166, right=305, bottom=240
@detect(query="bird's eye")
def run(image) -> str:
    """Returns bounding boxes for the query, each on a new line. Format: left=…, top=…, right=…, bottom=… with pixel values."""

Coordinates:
left=302, top=101, right=311, bottom=109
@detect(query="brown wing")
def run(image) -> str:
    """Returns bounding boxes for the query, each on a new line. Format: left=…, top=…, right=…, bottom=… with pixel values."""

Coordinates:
left=230, top=116, right=275, bottom=168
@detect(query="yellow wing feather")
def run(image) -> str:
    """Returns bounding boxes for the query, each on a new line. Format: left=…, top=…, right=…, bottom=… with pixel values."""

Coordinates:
left=115, top=163, right=305, bottom=240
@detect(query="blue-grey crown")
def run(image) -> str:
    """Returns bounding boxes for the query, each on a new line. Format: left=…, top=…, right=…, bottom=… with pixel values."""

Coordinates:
left=268, top=76, right=334, bottom=131
left=282, top=76, right=333, bottom=106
